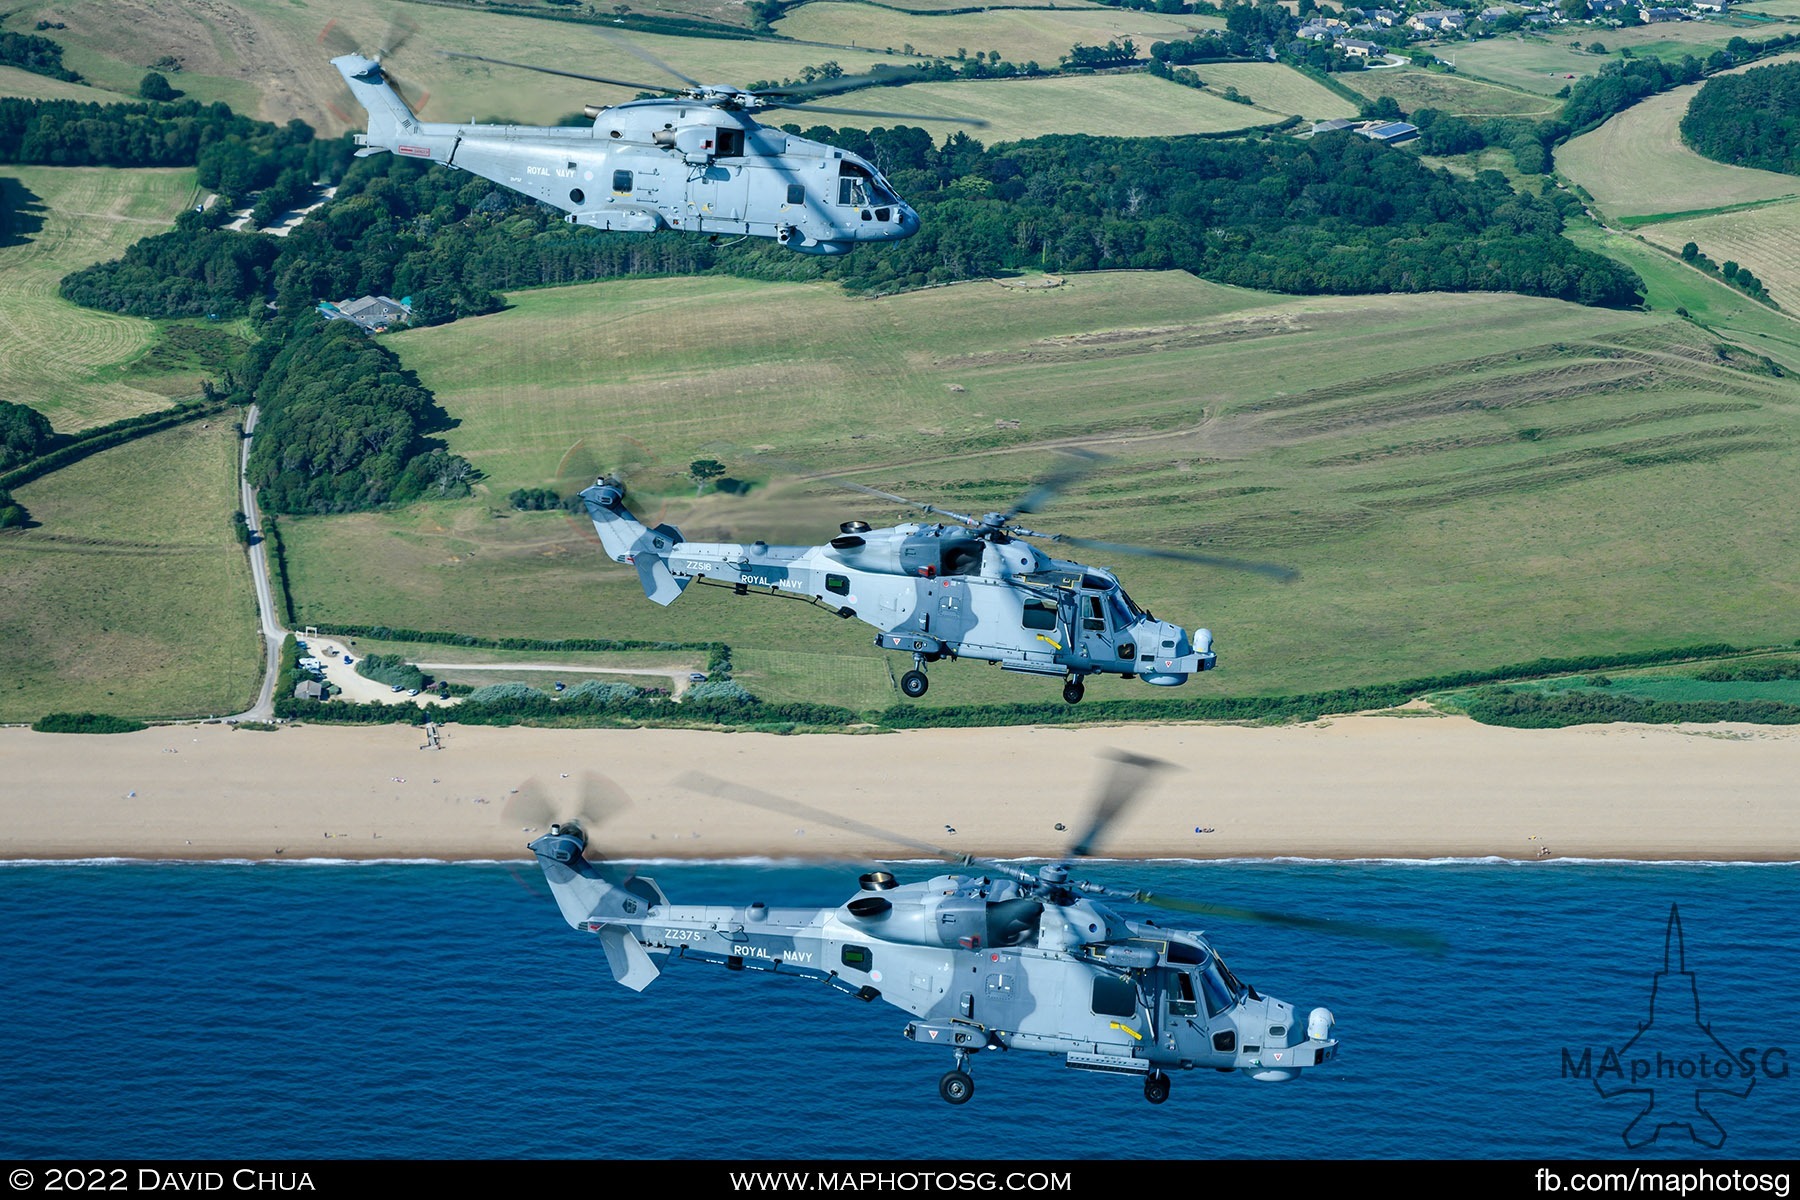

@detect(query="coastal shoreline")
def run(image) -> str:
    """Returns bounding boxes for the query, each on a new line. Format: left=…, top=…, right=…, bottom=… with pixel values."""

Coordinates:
left=4, top=714, right=1797, bottom=864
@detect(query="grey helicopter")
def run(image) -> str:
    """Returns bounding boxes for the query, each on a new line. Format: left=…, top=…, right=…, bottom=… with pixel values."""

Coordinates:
left=577, top=453, right=1296, bottom=704
left=326, top=24, right=973, bottom=254
left=518, top=754, right=1434, bottom=1105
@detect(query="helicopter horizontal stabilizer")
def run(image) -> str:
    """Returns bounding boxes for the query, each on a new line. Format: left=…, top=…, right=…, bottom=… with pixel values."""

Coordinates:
left=594, top=925, right=661, bottom=992
left=634, top=553, right=688, bottom=606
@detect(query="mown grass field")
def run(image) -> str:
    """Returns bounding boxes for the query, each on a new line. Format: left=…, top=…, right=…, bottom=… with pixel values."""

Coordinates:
left=0, top=167, right=201, bottom=432
left=1452, top=20, right=1769, bottom=97
left=789, top=71, right=1298, bottom=140
left=266, top=270, right=1800, bottom=712
left=1338, top=65, right=1560, bottom=118
left=1178, top=62, right=1358, bottom=121
left=0, top=421, right=261, bottom=722
left=1557, top=53, right=1800, bottom=222
left=1636, top=198, right=1800, bottom=312
left=772, top=4, right=1221, bottom=66
left=0, top=63, right=126, bottom=103
left=1563, top=221, right=1800, bottom=362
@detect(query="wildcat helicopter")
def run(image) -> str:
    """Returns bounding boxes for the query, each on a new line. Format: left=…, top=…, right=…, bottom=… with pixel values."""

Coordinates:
left=326, top=22, right=976, bottom=254
left=514, top=754, right=1433, bottom=1105
left=578, top=453, right=1297, bottom=703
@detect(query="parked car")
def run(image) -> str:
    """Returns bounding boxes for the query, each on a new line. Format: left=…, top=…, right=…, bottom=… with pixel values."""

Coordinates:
left=343, top=654, right=353, bottom=664
left=688, top=672, right=708, bottom=682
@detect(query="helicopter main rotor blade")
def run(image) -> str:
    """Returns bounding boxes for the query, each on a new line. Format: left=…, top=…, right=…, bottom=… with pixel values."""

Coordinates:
left=767, top=100, right=990, bottom=128
left=675, top=771, right=971, bottom=862
left=440, top=51, right=670, bottom=95
left=820, top=478, right=978, bottom=528
left=1000, top=448, right=1102, bottom=526
left=1041, top=532, right=1299, bottom=583
left=1082, top=883, right=1447, bottom=953
left=593, top=27, right=702, bottom=88
left=1067, top=749, right=1170, bottom=859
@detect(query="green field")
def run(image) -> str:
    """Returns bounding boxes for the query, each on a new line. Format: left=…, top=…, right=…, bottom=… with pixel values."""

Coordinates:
left=1180, top=62, right=1359, bottom=121
left=260, top=270, right=1800, bottom=712
left=1563, top=221, right=1800, bottom=362
left=1635, top=198, right=1800, bottom=312
left=0, top=421, right=262, bottom=722
left=772, top=4, right=1221, bottom=66
left=0, top=166, right=202, bottom=432
left=1338, top=65, right=1560, bottom=118
left=1557, top=55, right=1800, bottom=222
left=0, top=63, right=128, bottom=103
left=1451, top=21, right=1770, bottom=97
left=790, top=71, right=1299, bottom=141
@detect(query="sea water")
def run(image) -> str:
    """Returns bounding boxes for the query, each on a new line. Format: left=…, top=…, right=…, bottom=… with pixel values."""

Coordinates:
left=0, top=858, right=1793, bottom=1160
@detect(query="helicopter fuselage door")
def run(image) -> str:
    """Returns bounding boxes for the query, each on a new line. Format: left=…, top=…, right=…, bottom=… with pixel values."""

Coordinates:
left=1075, top=588, right=1121, bottom=667
left=927, top=578, right=972, bottom=649
left=688, top=161, right=748, bottom=233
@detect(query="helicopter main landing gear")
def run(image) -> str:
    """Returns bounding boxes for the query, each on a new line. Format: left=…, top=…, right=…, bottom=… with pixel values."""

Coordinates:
left=1062, top=677, right=1085, bottom=705
left=939, top=1048, right=974, bottom=1104
left=901, top=649, right=931, bottom=699
left=1143, top=1070, right=1171, bottom=1105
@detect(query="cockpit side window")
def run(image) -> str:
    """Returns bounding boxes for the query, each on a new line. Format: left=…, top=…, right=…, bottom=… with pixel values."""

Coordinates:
left=1169, top=972, right=1198, bottom=1017
left=1199, top=962, right=1235, bottom=1017
left=1083, top=595, right=1108, bottom=632
left=837, top=162, right=894, bottom=207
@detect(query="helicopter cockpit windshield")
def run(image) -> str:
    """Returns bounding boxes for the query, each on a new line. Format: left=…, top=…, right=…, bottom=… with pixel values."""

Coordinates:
left=837, top=161, right=896, bottom=208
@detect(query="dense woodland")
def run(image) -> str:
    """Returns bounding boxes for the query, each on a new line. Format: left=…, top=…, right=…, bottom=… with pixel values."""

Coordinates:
left=243, top=320, right=472, bottom=515
left=0, top=31, right=78, bottom=82
left=1681, top=61, right=1800, bottom=177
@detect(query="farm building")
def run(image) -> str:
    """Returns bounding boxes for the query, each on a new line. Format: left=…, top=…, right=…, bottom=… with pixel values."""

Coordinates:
left=1358, top=121, right=1420, bottom=144
left=1341, top=38, right=1379, bottom=56
left=319, top=295, right=414, bottom=334
left=293, top=680, right=326, bottom=701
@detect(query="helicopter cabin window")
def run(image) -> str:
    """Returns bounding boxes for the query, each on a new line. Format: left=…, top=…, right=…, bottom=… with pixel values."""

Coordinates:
left=715, top=128, right=745, bottom=158
left=825, top=574, right=849, bottom=596
left=941, top=541, right=983, bottom=577
left=1083, top=596, right=1108, bottom=632
left=841, top=944, right=873, bottom=972
left=1021, top=599, right=1057, bottom=632
left=612, top=170, right=633, bottom=194
left=786, top=183, right=806, bottom=206
left=1091, top=974, right=1136, bottom=1019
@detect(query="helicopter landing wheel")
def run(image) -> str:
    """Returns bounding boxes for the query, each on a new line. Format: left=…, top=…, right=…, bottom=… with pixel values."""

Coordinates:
left=1144, top=1070, right=1171, bottom=1105
left=1062, top=679, right=1085, bottom=705
left=901, top=670, right=930, bottom=699
left=939, top=1069, right=974, bottom=1105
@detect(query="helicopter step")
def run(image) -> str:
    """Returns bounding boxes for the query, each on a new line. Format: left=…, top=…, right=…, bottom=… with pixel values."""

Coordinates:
left=1065, top=1050, right=1152, bottom=1076
left=998, top=660, right=1069, bottom=678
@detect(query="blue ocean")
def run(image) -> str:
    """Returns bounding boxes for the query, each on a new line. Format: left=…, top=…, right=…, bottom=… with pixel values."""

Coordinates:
left=1, top=857, right=1794, bottom=1161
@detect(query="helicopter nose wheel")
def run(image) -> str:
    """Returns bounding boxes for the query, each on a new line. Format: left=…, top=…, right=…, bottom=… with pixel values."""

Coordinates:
left=939, top=1069, right=974, bottom=1104
left=1144, top=1070, right=1171, bottom=1105
left=901, top=670, right=929, bottom=699
left=1061, top=678, right=1085, bottom=705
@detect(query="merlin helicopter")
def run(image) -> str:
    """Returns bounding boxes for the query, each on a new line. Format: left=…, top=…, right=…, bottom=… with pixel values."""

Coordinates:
left=578, top=453, right=1296, bottom=703
left=518, top=754, right=1437, bottom=1105
left=325, top=24, right=973, bottom=254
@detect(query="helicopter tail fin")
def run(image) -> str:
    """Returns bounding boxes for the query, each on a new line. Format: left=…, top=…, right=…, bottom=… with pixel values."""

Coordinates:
left=331, top=54, right=445, bottom=160
left=580, top=479, right=690, bottom=606
left=528, top=825, right=667, bottom=992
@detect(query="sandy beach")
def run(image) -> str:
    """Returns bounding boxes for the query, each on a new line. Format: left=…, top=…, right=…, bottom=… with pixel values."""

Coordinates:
left=2, top=713, right=1797, bottom=863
